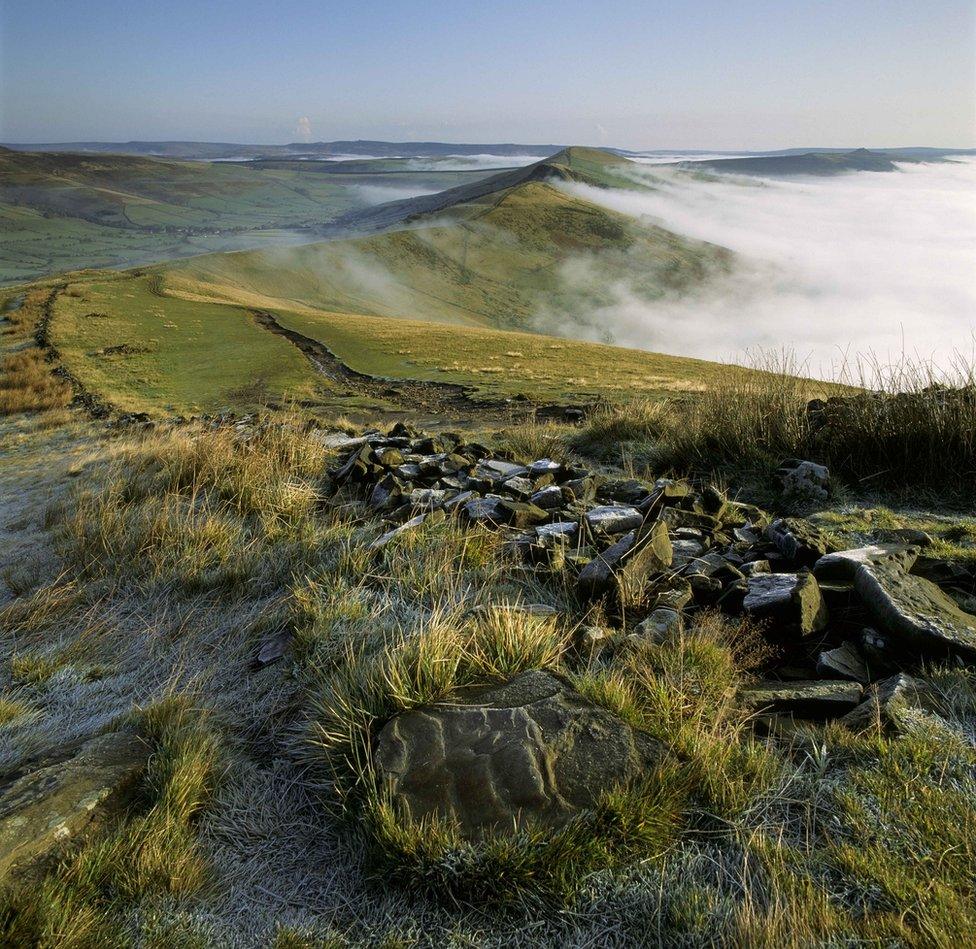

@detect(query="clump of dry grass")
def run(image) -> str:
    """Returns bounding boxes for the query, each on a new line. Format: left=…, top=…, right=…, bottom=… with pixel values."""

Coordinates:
left=568, top=352, right=976, bottom=502
left=0, top=347, right=73, bottom=415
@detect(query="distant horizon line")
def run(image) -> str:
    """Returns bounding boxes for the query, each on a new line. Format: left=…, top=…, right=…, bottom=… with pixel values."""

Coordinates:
left=2, top=138, right=975, bottom=153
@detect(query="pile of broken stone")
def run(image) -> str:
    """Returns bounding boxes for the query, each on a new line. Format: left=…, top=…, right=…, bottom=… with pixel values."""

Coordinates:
left=326, top=425, right=976, bottom=735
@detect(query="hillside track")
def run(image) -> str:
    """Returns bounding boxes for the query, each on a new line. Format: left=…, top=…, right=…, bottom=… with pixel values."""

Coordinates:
left=250, top=309, right=586, bottom=423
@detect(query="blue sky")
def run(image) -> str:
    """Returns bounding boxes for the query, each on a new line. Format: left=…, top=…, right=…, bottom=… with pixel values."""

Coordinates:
left=1, top=0, right=973, bottom=147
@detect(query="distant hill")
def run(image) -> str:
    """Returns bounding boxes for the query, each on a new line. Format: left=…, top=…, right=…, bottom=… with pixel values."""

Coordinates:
left=676, top=148, right=910, bottom=176
left=331, top=147, right=636, bottom=235
left=0, top=148, right=503, bottom=283
left=160, top=147, right=729, bottom=342
left=0, top=140, right=564, bottom=161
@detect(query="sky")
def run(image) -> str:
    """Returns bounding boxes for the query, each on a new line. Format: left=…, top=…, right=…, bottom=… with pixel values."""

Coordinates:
left=1, top=0, right=974, bottom=148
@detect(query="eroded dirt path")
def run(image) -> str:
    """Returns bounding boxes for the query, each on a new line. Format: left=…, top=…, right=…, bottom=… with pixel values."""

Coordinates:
left=251, top=309, right=584, bottom=423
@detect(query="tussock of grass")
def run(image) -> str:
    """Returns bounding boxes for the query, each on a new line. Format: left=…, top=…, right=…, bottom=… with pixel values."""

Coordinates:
left=566, top=354, right=976, bottom=502
left=365, top=763, right=689, bottom=906
left=58, top=420, right=330, bottom=596
left=303, top=607, right=567, bottom=810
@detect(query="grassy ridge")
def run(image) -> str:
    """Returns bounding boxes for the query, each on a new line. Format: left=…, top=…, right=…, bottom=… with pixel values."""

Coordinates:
left=50, top=275, right=318, bottom=413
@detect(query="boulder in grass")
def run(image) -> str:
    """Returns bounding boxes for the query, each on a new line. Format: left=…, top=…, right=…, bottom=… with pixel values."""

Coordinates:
left=853, top=562, right=976, bottom=660
left=743, top=572, right=828, bottom=635
left=0, top=730, right=148, bottom=888
left=374, top=670, right=665, bottom=838
left=739, top=679, right=863, bottom=716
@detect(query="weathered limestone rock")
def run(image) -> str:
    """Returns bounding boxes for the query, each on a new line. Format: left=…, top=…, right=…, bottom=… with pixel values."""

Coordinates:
left=742, top=572, right=828, bottom=634
left=854, top=561, right=976, bottom=660
left=374, top=670, right=665, bottom=837
left=777, top=459, right=830, bottom=505
left=739, top=680, right=863, bottom=716
left=814, top=544, right=919, bottom=583
left=0, top=729, right=148, bottom=889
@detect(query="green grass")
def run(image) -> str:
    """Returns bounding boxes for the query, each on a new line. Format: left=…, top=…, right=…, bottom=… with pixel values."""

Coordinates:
left=50, top=274, right=318, bottom=413
left=0, top=696, right=223, bottom=948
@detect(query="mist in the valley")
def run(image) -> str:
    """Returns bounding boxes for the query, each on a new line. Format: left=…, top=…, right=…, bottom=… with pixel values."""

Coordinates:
left=546, top=160, right=976, bottom=377
left=352, top=183, right=443, bottom=204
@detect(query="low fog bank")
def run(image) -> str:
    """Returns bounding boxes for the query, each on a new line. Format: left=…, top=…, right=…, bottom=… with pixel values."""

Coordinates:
left=352, top=183, right=443, bottom=204
left=551, top=160, right=976, bottom=377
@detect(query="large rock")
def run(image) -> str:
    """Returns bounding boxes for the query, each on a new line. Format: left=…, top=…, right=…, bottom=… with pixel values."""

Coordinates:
left=0, top=729, right=148, bottom=889
left=742, top=572, right=828, bottom=635
left=854, top=562, right=976, bottom=660
left=374, top=670, right=665, bottom=837
left=814, top=544, right=919, bottom=583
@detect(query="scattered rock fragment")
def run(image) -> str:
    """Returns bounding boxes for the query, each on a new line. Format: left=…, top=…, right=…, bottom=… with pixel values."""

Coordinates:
left=766, top=518, right=833, bottom=567
left=634, top=608, right=683, bottom=642
left=777, top=459, right=830, bottom=505
left=743, top=572, right=828, bottom=635
left=816, top=642, right=868, bottom=683
left=585, top=505, right=644, bottom=536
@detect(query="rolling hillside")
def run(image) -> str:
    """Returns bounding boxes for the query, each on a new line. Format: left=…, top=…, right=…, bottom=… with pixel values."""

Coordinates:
left=0, top=148, right=504, bottom=284
left=18, top=148, right=739, bottom=416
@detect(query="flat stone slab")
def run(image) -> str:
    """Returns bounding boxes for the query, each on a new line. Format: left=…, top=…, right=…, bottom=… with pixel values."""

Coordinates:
left=585, top=505, right=643, bottom=536
left=739, top=680, right=863, bottom=716
left=374, top=670, right=664, bottom=837
left=814, top=544, right=919, bottom=583
left=0, top=729, right=148, bottom=889
left=854, top=561, right=976, bottom=660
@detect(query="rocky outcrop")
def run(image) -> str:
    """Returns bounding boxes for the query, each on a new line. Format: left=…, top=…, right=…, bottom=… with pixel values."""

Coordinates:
left=327, top=425, right=976, bottom=729
left=854, top=562, right=976, bottom=660
left=0, top=728, right=148, bottom=889
left=374, top=670, right=664, bottom=837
